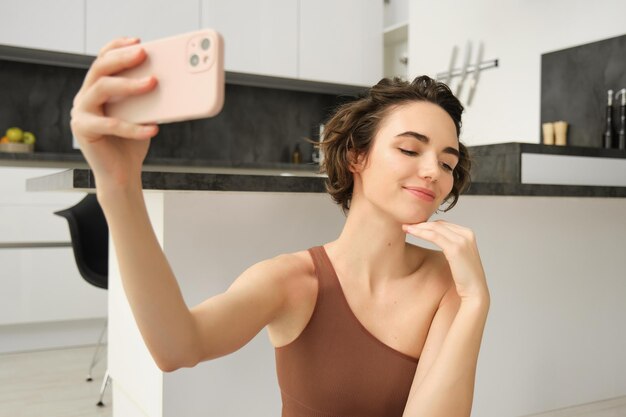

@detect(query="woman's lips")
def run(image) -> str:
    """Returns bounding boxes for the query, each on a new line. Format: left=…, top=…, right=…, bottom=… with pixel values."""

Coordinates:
left=403, top=187, right=435, bottom=202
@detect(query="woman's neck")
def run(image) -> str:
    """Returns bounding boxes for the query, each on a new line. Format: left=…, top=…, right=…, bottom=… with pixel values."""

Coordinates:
left=326, top=201, right=428, bottom=294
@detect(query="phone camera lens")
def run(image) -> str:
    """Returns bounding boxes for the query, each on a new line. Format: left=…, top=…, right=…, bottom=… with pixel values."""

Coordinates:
left=190, top=54, right=199, bottom=66
left=201, top=38, right=211, bottom=50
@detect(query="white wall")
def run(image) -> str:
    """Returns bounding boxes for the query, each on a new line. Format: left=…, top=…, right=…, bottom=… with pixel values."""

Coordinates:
left=420, top=196, right=626, bottom=417
left=409, top=0, right=626, bottom=146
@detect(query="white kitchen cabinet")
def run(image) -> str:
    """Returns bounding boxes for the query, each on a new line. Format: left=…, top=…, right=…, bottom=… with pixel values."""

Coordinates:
left=0, top=248, right=107, bottom=325
left=0, top=168, right=85, bottom=244
left=383, top=0, right=409, bottom=80
left=201, top=0, right=298, bottom=78
left=299, top=0, right=383, bottom=86
left=85, top=0, right=200, bottom=55
left=0, top=167, right=106, bottom=326
left=0, top=0, right=85, bottom=54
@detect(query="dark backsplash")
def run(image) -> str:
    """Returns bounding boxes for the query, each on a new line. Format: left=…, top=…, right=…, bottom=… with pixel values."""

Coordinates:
left=0, top=57, right=347, bottom=164
left=541, top=33, right=626, bottom=148
left=152, top=83, right=338, bottom=164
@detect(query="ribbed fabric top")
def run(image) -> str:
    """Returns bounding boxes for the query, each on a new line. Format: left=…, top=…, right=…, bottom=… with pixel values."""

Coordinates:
left=275, top=246, right=418, bottom=417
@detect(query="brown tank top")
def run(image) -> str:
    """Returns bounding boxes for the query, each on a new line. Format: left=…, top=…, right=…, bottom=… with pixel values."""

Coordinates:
left=275, top=245, right=419, bottom=417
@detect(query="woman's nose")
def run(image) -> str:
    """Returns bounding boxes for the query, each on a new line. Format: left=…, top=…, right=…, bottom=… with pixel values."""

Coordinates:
left=418, top=154, right=439, bottom=182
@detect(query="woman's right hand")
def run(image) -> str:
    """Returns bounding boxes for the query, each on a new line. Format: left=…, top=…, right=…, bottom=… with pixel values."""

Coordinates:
left=70, top=37, right=159, bottom=191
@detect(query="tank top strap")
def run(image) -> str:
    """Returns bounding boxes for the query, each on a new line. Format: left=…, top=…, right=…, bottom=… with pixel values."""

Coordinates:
left=307, top=246, right=326, bottom=277
left=306, top=246, right=335, bottom=295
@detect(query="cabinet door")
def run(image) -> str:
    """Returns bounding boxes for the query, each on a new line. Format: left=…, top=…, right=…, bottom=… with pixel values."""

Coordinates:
left=201, top=0, right=298, bottom=78
left=0, top=167, right=86, bottom=243
left=0, top=0, right=85, bottom=53
left=85, top=0, right=200, bottom=55
left=0, top=248, right=107, bottom=325
left=299, top=0, right=383, bottom=86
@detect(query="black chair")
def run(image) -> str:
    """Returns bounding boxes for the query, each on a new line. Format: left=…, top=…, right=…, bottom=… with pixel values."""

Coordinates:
left=54, top=193, right=111, bottom=406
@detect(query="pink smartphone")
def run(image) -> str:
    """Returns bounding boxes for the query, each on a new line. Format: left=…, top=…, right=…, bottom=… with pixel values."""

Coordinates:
left=104, top=29, right=225, bottom=125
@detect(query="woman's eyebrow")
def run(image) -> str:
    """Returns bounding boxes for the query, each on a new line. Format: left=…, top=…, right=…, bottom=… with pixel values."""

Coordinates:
left=396, top=131, right=460, bottom=159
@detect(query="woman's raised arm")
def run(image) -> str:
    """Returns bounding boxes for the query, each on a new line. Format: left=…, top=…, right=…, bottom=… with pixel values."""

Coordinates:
left=71, top=38, right=289, bottom=372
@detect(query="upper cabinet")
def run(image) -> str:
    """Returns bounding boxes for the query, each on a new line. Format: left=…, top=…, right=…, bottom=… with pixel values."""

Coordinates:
left=85, top=0, right=200, bottom=55
left=0, top=0, right=85, bottom=54
left=202, top=0, right=381, bottom=85
left=2, top=0, right=383, bottom=86
left=383, top=0, right=409, bottom=80
left=299, top=0, right=383, bottom=86
left=201, top=0, right=298, bottom=78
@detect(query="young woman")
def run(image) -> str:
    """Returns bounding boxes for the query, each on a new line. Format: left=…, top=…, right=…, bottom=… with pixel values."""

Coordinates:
left=70, top=37, right=490, bottom=417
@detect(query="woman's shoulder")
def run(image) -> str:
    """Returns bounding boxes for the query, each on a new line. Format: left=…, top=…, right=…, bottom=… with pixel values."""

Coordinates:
left=250, top=248, right=318, bottom=297
left=259, top=248, right=316, bottom=278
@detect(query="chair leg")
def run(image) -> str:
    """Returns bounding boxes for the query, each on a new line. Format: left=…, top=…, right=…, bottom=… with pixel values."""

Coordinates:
left=87, top=319, right=108, bottom=382
left=96, top=369, right=111, bottom=407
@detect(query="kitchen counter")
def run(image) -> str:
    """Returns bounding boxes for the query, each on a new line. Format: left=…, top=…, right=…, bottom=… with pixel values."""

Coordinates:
left=10, top=141, right=626, bottom=197
left=24, top=167, right=626, bottom=199
left=26, top=167, right=326, bottom=193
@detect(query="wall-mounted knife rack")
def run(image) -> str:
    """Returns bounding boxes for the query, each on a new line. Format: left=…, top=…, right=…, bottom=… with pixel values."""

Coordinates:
left=435, top=41, right=499, bottom=106
left=435, top=59, right=499, bottom=80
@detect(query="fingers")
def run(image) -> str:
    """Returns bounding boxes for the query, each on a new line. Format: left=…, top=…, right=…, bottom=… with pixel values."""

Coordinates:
left=72, top=111, right=158, bottom=141
left=97, top=37, right=140, bottom=57
left=82, top=38, right=145, bottom=90
left=80, top=75, right=157, bottom=111
left=403, top=221, right=478, bottom=258
left=431, top=220, right=475, bottom=241
left=403, top=222, right=459, bottom=250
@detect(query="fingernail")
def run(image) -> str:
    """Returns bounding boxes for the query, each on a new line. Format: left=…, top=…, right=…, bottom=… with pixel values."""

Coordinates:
left=143, top=125, right=158, bottom=135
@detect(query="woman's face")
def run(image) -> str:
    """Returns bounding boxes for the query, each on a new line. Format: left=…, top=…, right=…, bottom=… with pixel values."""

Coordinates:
left=351, top=101, right=460, bottom=224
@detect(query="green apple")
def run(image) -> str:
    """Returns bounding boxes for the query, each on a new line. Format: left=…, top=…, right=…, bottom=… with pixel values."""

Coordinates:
left=22, top=131, right=36, bottom=145
left=6, top=127, right=23, bottom=143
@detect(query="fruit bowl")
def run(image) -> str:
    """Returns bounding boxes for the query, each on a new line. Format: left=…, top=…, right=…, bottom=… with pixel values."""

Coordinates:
left=0, top=142, right=34, bottom=153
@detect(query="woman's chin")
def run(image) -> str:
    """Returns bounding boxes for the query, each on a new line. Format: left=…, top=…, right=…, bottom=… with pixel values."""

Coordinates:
left=399, top=213, right=432, bottom=225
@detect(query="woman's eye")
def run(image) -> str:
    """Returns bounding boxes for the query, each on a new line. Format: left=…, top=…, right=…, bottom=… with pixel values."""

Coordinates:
left=399, top=148, right=417, bottom=156
left=441, top=162, right=454, bottom=172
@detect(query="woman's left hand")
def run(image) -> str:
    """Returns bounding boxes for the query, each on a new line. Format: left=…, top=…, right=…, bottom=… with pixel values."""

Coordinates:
left=402, top=220, right=489, bottom=302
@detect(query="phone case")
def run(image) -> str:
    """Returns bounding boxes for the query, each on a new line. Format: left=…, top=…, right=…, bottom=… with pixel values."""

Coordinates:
left=104, top=29, right=225, bottom=125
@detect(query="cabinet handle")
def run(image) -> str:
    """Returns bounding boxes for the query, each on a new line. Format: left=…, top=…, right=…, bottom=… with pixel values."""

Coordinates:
left=0, top=242, right=71, bottom=249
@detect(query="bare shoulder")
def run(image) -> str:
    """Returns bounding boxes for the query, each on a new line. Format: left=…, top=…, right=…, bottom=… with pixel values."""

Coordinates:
left=272, top=249, right=318, bottom=299
left=241, top=249, right=317, bottom=302
left=253, top=250, right=314, bottom=281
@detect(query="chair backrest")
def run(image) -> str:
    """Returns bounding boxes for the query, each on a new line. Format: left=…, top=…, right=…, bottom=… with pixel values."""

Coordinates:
left=54, top=194, right=108, bottom=290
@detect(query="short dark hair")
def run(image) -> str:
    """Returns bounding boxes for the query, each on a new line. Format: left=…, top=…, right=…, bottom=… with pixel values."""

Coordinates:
left=318, top=75, right=471, bottom=214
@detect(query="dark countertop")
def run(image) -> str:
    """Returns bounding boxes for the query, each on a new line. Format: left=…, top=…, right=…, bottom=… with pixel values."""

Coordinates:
left=14, top=142, right=626, bottom=197
left=470, top=142, right=626, bottom=159
left=0, top=150, right=321, bottom=173
left=26, top=168, right=326, bottom=193
left=25, top=167, right=626, bottom=197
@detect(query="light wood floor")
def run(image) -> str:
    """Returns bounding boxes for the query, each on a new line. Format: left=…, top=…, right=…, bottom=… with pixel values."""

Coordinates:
left=0, top=346, right=112, bottom=417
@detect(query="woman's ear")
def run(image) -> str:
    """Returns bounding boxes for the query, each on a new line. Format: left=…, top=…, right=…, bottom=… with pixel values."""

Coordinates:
left=347, top=150, right=365, bottom=173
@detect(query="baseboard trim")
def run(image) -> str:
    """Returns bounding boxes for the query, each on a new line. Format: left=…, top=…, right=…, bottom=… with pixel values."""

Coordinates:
left=520, top=395, right=626, bottom=417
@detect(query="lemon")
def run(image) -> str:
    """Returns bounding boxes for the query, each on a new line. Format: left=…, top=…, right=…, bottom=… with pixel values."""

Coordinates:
left=6, top=127, right=23, bottom=143
left=22, top=132, right=36, bottom=145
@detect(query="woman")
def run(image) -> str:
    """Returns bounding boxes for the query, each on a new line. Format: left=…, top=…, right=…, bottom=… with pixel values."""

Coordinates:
left=71, top=37, right=490, bottom=417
